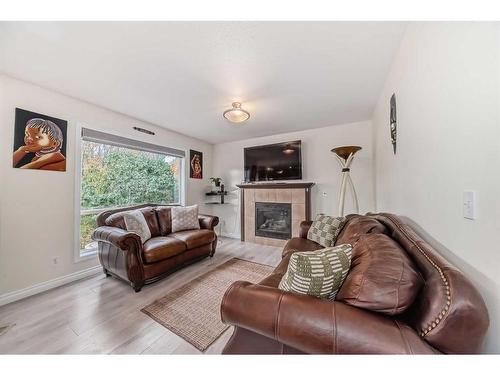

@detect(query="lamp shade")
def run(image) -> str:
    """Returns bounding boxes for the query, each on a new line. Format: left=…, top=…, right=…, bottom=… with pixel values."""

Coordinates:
left=331, top=145, right=362, bottom=161
left=223, top=102, right=250, bottom=123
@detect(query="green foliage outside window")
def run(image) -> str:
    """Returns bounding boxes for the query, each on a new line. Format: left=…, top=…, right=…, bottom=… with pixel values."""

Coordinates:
left=81, top=142, right=180, bottom=209
left=80, top=213, right=99, bottom=250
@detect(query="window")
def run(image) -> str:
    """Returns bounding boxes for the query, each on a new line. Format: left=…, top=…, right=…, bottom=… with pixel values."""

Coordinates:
left=76, top=128, right=185, bottom=259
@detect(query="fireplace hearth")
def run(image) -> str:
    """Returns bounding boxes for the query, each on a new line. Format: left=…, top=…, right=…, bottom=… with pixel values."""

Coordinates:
left=255, top=202, right=292, bottom=240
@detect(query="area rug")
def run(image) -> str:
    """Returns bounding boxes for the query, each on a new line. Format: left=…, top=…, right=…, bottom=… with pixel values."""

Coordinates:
left=141, top=258, right=274, bottom=351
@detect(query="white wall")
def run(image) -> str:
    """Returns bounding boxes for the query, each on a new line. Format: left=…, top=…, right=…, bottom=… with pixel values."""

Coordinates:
left=372, top=22, right=500, bottom=353
left=0, top=74, right=213, bottom=298
left=212, top=121, right=375, bottom=238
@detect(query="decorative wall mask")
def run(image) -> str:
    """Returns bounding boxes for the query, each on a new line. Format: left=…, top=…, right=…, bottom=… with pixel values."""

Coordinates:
left=390, top=93, right=397, bottom=154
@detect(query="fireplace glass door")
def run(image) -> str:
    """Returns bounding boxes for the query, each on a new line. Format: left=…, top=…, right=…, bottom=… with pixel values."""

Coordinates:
left=255, top=202, right=292, bottom=240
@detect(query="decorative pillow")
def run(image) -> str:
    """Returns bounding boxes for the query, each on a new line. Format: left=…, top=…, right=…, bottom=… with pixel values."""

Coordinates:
left=307, top=214, right=346, bottom=247
left=336, top=233, right=424, bottom=316
left=171, top=205, right=200, bottom=233
left=278, top=244, right=353, bottom=300
left=123, top=210, right=152, bottom=244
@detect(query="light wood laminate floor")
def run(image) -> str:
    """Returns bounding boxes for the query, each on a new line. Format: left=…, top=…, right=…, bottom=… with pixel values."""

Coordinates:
left=0, top=238, right=282, bottom=354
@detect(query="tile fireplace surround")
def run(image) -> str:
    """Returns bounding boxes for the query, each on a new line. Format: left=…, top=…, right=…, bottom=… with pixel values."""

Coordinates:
left=237, top=183, right=315, bottom=247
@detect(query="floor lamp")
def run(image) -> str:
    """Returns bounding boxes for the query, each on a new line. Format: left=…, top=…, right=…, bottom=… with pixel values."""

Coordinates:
left=331, top=146, right=362, bottom=217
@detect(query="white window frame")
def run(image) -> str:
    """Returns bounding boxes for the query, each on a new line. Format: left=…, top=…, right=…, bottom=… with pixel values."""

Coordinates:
left=74, top=123, right=186, bottom=263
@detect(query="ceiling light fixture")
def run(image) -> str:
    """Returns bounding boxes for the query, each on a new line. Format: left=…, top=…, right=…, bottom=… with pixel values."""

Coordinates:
left=223, top=102, right=250, bottom=123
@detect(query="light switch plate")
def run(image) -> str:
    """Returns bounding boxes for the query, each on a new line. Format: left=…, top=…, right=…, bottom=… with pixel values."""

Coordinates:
left=463, top=191, right=476, bottom=220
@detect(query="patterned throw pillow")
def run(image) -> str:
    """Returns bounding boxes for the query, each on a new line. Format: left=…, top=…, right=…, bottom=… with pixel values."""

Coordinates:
left=307, top=214, right=346, bottom=247
left=279, top=244, right=353, bottom=299
left=171, top=205, right=201, bottom=233
left=123, top=210, right=152, bottom=244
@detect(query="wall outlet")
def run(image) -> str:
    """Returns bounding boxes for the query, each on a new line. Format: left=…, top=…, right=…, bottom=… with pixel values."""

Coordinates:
left=463, top=191, right=476, bottom=220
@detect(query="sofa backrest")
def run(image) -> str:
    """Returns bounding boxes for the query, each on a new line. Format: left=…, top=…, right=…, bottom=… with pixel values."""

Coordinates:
left=337, top=232, right=424, bottom=316
left=368, top=213, right=489, bottom=354
left=155, top=206, right=173, bottom=236
left=96, top=204, right=163, bottom=237
left=334, top=214, right=387, bottom=246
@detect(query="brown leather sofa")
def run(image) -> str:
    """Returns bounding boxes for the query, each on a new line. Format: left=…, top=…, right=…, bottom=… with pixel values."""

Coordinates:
left=92, top=204, right=219, bottom=292
left=221, top=213, right=489, bottom=354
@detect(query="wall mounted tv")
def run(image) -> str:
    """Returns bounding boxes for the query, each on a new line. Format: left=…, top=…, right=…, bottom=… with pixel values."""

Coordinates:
left=244, top=140, right=302, bottom=182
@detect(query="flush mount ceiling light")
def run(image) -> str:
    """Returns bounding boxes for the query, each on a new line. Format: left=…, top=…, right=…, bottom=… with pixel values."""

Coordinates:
left=223, top=102, right=250, bottom=123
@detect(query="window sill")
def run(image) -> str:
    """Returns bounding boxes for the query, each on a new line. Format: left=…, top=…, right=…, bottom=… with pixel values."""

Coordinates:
left=75, top=248, right=98, bottom=263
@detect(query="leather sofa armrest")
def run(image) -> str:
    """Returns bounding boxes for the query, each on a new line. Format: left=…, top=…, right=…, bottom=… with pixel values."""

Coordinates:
left=199, top=214, right=219, bottom=230
left=221, top=281, right=437, bottom=354
left=92, top=226, right=142, bottom=250
left=299, top=221, right=313, bottom=238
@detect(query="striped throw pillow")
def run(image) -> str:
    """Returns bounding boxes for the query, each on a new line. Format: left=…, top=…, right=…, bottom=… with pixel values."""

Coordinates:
left=278, top=244, right=353, bottom=300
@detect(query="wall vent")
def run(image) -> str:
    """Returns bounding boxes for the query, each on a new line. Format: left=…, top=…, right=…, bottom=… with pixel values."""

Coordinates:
left=133, top=126, right=155, bottom=135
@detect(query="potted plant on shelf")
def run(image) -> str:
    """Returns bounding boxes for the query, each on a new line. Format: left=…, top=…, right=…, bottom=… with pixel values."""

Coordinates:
left=210, top=177, right=222, bottom=188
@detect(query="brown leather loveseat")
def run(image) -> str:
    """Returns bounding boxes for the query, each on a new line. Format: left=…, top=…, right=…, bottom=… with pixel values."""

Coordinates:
left=92, top=204, right=219, bottom=292
left=221, top=213, right=489, bottom=354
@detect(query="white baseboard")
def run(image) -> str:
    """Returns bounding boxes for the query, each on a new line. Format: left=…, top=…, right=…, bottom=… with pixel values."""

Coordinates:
left=0, top=266, right=102, bottom=307
left=219, top=233, right=241, bottom=240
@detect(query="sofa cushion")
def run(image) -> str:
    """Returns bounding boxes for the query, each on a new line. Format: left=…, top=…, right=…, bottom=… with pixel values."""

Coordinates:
left=123, top=210, right=152, bottom=244
left=278, top=244, right=353, bottom=299
left=156, top=206, right=173, bottom=236
left=307, top=214, right=346, bottom=247
left=336, top=233, right=424, bottom=316
left=282, top=237, right=324, bottom=258
left=171, top=205, right=200, bottom=233
left=334, top=215, right=387, bottom=246
left=169, top=229, right=215, bottom=249
left=105, top=206, right=161, bottom=237
left=142, top=236, right=187, bottom=263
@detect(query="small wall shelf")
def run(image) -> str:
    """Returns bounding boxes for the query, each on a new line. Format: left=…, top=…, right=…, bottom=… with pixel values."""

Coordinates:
left=205, top=191, right=228, bottom=196
left=205, top=184, right=228, bottom=204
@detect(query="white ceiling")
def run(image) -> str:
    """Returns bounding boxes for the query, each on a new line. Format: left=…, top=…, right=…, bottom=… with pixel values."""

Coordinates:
left=0, top=22, right=406, bottom=144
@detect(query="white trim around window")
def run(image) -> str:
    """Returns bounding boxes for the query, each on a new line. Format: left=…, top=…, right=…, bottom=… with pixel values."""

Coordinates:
left=74, top=123, right=89, bottom=263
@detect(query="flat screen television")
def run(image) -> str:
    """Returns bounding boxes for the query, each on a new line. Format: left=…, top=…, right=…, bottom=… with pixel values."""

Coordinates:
left=244, top=140, right=302, bottom=182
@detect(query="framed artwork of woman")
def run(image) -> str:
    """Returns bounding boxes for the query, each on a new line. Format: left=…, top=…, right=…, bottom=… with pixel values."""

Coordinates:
left=12, top=108, right=68, bottom=172
left=12, top=108, right=67, bottom=172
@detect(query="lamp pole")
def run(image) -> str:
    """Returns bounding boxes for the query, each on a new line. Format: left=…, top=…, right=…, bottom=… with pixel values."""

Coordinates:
left=331, top=146, right=362, bottom=217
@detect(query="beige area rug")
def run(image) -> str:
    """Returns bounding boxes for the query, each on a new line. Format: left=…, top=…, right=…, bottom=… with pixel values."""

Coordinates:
left=141, top=258, right=274, bottom=351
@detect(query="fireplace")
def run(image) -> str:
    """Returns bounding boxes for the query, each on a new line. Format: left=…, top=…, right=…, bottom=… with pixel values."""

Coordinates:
left=255, top=202, right=292, bottom=240
left=237, top=183, right=314, bottom=246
